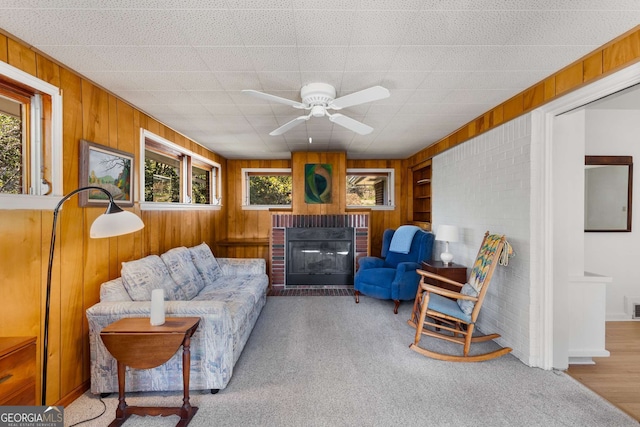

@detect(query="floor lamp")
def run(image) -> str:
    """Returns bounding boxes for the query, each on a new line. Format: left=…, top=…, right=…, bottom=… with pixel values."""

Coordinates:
left=42, top=186, right=144, bottom=406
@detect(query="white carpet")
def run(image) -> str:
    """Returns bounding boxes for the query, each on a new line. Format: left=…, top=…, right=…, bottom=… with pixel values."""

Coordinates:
left=65, top=296, right=637, bottom=426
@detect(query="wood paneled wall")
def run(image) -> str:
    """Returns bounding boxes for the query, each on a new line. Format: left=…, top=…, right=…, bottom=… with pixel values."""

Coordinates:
left=224, top=156, right=409, bottom=260
left=407, top=25, right=640, bottom=168
left=0, top=33, right=225, bottom=405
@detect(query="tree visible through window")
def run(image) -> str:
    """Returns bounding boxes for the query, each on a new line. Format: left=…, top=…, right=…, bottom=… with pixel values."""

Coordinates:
left=0, top=112, right=22, bottom=194
left=144, top=150, right=180, bottom=203
left=249, top=175, right=292, bottom=205
left=192, top=165, right=211, bottom=204
left=242, top=169, right=292, bottom=207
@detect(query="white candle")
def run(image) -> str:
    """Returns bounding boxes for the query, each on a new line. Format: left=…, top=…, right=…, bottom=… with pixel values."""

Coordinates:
left=150, top=288, right=165, bottom=326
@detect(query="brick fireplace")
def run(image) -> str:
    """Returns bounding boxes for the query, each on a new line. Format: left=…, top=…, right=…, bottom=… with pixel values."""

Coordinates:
left=270, top=213, right=369, bottom=290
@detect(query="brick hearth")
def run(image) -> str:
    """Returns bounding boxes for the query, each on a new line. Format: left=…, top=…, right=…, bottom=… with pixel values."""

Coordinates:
left=270, top=214, right=369, bottom=290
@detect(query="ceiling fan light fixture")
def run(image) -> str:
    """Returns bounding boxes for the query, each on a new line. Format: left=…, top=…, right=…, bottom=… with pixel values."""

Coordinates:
left=243, top=82, right=389, bottom=136
left=310, top=105, right=325, bottom=117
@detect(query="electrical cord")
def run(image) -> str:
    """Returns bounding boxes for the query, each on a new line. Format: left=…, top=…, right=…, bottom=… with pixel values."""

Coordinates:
left=67, top=395, right=107, bottom=427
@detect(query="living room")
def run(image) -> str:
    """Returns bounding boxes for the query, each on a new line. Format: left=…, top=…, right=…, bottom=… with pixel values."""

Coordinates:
left=0, top=3, right=639, bottom=425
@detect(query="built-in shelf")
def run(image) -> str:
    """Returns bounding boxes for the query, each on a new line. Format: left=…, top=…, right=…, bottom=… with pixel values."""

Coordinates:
left=410, top=160, right=432, bottom=228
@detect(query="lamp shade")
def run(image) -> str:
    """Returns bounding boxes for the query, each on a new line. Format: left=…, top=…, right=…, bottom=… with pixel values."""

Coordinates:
left=436, top=225, right=459, bottom=243
left=90, top=209, right=144, bottom=238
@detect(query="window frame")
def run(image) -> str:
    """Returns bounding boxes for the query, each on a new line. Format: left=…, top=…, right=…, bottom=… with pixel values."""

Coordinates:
left=346, top=168, right=395, bottom=210
left=241, top=167, right=292, bottom=210
left=140, top=129, right=221, bottom=211
left=0, top=61, right=63, bottom=210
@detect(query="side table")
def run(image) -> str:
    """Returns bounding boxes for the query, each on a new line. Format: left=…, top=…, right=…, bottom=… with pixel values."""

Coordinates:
left=100, top=317, right=200, bottom=427
left=420, top=260, right=467, bottom=293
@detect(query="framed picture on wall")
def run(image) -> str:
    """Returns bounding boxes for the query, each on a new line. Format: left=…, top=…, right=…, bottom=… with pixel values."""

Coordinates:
left=79, top=139, right=134, bottom=207
left=304, top=163, right=332, bottom=204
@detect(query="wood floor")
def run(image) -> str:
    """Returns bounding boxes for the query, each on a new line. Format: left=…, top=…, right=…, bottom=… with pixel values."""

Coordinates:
left=567, top=321, right=640, bottom=421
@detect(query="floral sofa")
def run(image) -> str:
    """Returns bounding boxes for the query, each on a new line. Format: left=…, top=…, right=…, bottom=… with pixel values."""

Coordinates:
left=85, top=242, right=268, bottom=394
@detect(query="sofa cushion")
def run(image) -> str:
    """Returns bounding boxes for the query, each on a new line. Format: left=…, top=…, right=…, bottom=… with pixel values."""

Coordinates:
left=99, top=278, right=132, bottom=302
left=161, top=247, right=206, bottom=299
left=121, top=255, right=185, bottom=301
left=189, top=243, right=223, bottom=285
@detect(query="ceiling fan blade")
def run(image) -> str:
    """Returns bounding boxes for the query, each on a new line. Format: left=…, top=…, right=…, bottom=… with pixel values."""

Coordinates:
left=329, top=86, right=390, bottom=110
left=242, top=89, right=306, bottom=109
left=269, top=115, right=310, bottom=136
left=329, top=114, right=373, bottom=135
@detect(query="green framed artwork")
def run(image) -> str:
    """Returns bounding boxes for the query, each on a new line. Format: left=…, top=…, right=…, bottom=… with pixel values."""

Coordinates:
left=305, top=163, right=332, bottom=204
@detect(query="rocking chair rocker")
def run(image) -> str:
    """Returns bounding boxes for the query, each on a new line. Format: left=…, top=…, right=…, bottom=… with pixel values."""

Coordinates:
left=408, top=232, right=512, bottom=362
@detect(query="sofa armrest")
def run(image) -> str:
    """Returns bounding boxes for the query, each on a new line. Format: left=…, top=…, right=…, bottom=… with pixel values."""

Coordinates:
left=217, top=257, right=266, bottom=276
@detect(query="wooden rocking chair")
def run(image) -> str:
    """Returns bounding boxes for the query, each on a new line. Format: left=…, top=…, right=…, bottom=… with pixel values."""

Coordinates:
left=408, top=232, right=512, bottom=362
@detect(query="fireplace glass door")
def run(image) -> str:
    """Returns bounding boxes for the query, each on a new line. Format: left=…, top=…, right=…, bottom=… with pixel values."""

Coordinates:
left=286, top=227, right=354, bottom=286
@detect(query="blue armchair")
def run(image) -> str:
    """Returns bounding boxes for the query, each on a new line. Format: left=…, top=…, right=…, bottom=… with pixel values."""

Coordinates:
left=354, top=227, right=434, bottom=314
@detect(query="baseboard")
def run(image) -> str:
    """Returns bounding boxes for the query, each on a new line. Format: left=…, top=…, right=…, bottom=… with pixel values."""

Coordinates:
left=55, top=380, right=89, bottom=407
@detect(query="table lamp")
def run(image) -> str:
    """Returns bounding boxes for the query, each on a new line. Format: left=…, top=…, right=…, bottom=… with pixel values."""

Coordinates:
left=436, top=225, right=459, bottom=265
left=42, top=186, right=144, bottom=405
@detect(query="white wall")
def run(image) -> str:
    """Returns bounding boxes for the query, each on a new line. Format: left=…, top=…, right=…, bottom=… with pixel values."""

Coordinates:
left=584, top=109, right=640, bottom=320
left=432, top=115, right=532, bottom=364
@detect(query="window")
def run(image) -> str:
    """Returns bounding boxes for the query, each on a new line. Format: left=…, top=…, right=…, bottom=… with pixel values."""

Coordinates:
left=141, top=129, right=220, bottom=209
left=0, top=61, right=63, bottom=209
left=346, top=168, right=395, bottom=209
left=192, top=160, right=215, bottom=204
left=0, top=95, right=23, bottom=194
left=242, top=168, right=292, bottom=209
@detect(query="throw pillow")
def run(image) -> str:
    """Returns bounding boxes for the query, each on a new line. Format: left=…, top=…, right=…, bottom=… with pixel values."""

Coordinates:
left=161, top=247, right=206, bottom=299
left=189, top=242, right=223, bottom=284
left=456, top=283, right=479, bottom=316
left=121, top=255, right=185, bottom=301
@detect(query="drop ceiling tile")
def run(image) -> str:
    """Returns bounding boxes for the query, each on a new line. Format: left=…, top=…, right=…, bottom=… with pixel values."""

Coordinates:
left=229, top=9, right=297, bottom=46
left=365, top=104, right=402, bottom=116
left=444, top=89, right=518, bottom=105
left=343, top=46, right=399, bottom=72
left=0, top=9, right=82, bottom=46
left=196, top=47, right=255, bottom=72
left=214, top=72, right=262, bottom=91
left=257, top=72, right=303, bottom=91
left=235, top=104, right=277, bottom=116
left=170, top=72, right=224, bottom=91
left=292, top=0, right=357, bottom=9
left=408, top=10, right=529, bottom=46
left=294, top=9, right=356, bottom=46
left=202, top=104, right=243, bottom=116
left=358, top=0, right=423, bottom=11
left=389, top=46, right=447, bottom=72
left=509, top=11, right=640, bottom=45
left=190, top=90, right=235, bottom=104
left=169, top=9, right=241, bottom=46
left=349, top=11, right=419, bottom=45
left=229, top=0, right=293, bottom=9
left=381, top=72, right=428, bottom=91
left=340, top=72, right=385, bottom=91
left=246, top=47, right=300, bottom=72
left=479, top=45, right=596, bottom=71
left=116, top=90, right=162, bottom=105
left=298, top=47, right=349, bottom=71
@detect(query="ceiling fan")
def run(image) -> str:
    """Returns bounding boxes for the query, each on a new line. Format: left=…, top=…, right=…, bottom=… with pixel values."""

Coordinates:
left=242, top=83, right=390, bottom=136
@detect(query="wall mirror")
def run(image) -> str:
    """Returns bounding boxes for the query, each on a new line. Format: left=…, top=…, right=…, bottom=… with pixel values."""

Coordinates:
left=584, top=155, right=633, bottom=232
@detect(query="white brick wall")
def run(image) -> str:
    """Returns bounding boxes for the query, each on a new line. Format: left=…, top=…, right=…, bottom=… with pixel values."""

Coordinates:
left=432, top=114, right=532, bottom=364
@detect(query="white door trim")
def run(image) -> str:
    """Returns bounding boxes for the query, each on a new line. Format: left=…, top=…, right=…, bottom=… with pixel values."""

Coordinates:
left=530, top=62, right=640, bottom=369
